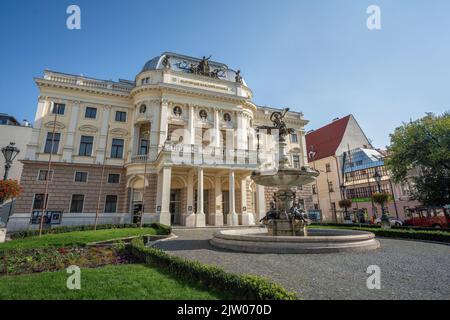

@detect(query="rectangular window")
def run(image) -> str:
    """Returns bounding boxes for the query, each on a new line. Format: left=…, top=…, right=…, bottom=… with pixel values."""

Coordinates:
left=111, top=139, right=124, bottom=159
left=85, top=107, right=97, bottom=119
left=74, top=171, right=88, bottom=183
left=105, top=195, right=118, bottom=213
left=291, top=134, right=298, bottom=143
left=44, top=132, right=61, bottom=154
left=328, top=181, right=334, bottom=192
left=312, top=184, right=317, bottom=195
left=115, top=111, right=127, bottom=122
left=292, top=155, right=300, bottom=169
left=52, top=103, right=65, bottom=115
left=325, top=163, right=331, bottom=172
left=37, top=170, right=53, bottom=181
left=32, top=194, right=48, bottom=210
left=108, top=174, right=120, bottom=184
left=140, top=139, right=149, bottom=155
left=79, top=135, right=94, bottom=156
left=70, top=194, right=84, bottom=213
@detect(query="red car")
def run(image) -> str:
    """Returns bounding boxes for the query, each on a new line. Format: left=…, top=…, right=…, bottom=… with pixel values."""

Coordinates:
left=404, top=207, right=450, bottom=229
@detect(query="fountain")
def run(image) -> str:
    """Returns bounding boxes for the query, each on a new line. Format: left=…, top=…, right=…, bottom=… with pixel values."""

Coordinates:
left=210, top=109, right=380, bottom=253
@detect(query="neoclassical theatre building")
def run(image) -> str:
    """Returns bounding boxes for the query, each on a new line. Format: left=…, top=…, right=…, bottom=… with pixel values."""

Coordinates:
left=8, top=53, right=313, bottom=231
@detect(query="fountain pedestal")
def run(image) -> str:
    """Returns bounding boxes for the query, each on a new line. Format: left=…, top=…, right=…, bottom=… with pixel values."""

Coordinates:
left=267, top=220, right=307, bottom=236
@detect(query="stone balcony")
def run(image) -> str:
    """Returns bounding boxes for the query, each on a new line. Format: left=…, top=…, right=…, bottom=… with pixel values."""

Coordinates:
left=129, top=143, right=268, bottom=170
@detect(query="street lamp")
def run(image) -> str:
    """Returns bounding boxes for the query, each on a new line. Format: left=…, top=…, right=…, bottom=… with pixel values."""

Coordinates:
left=340, top=184, right=350, bottom=220
left=373, top=168, right=390, bottom=227
left=1, top=142, right=20, bottom=180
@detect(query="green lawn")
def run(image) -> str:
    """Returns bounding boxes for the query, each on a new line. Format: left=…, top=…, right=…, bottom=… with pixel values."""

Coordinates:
left=0, top=228, right=158, bottom=251
left=0, top=264, right=226, bottom=300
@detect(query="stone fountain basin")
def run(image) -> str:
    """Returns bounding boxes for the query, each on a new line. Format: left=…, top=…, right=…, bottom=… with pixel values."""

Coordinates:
left=251, top=169, right=319, bottom=187
left=210, top=228, right=380, bottom=254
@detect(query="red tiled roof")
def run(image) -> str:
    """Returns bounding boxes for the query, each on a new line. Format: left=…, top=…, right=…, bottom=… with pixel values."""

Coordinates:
left=306, top=115, right=351, bottom=161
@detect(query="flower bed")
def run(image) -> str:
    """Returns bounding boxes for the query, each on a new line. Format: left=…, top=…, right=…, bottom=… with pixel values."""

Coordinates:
left=0, top=244, right=130, bottom=276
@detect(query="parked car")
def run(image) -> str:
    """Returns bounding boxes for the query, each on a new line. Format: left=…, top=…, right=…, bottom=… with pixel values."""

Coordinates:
left=404, top=207, right=450, bottom=229
left=375, top=217, right=403, bottom=227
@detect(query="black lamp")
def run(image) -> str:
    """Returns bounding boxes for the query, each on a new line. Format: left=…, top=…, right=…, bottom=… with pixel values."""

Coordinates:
left=2, top=142, right=20, bottom=180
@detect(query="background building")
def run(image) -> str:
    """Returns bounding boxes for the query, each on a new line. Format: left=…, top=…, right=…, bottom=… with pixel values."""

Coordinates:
left=7, top=53, right=313, bottom=231
left=0, top=114, right=33, bottom=181
left=306, top=115, right=419, bottom=223
left=340, top=148, right=419, bottom=221
left=305, top=115, right=372, bottom=222
left=0, top=114, right=33, bottom=224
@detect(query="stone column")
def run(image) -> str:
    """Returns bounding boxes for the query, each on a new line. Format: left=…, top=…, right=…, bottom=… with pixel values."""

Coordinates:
left=240, top=177, right=255, bottom=225
left=188, top=104, right=195, bottom=145
left=185, top=171, right=195, bottom=227
left=62, top=101, right=80, bottom=162
left=228, top=170, right=239, bottom=225
left=128, top=124, right=139, bottom=162
left=158, top=99, right=169, bottom=147
left=300, top=130, right=308, bottom=167
left=26, top=97, right=47, bottom=160
left=213, top=109, right=220, bottom=148
left=212, top=176, right=224, bottom=226
left=256, top=184, right=266, bottom=224
left=195, top=168, right=206, bottom=227
left=96, top=105, right=111, bottom=164
left=156, top=166, right=172, bottom=226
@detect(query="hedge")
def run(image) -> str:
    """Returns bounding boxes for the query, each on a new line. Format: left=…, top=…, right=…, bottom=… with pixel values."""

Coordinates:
left=130, top=238, right=297, bottom=300
left=312, top=224, right=450, bottom=243
left=9, top=223, right=171, bottom=239
left=353, top=227, right=450, bottom=244
left=312, top=223, right=450, bottom=233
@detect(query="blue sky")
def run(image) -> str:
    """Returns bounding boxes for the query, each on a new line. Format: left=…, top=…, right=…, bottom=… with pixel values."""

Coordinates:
left=0, top=0, right=448, bottom=147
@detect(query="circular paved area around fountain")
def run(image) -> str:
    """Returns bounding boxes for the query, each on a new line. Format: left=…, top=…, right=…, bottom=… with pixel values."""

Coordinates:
left=155, top=228, right=450, bottom=300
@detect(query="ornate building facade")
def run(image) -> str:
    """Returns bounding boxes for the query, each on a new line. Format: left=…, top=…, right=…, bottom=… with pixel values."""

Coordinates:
left=8, top=53, right=312, bottom=231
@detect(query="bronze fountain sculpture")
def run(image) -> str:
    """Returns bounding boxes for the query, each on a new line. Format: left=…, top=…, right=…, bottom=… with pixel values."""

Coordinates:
left=252, top=108, right=319, bottom=236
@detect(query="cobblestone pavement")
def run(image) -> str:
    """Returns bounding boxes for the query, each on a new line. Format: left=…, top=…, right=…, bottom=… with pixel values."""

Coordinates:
left=155, top=228, right=450, bottom=300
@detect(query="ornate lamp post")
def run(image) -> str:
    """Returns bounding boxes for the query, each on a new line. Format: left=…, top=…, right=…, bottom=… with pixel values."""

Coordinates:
left=374, top=168, right=390, bottom=227
left=340, top=184, right=350, bottom=220
left=1, top=142, right=20, bottom=180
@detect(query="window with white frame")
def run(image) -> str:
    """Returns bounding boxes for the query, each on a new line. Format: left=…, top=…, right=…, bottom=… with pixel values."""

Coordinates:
left=74, top=171, right=88, bottom=183
left=79, top=136, right=94, bottom=157
left=70, top=194, right=84, bottom=213
left=52, top=103, right=65, bottom=115
left=44, top=132, right=61, bottom=154
left=105, top=195, right=118, bottom=213
left=108, top=174, right=120, bottom=184
left=37, top=169, right=53, bottom=181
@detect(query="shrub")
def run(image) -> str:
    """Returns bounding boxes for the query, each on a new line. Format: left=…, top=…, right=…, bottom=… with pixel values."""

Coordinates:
left=9, top=222, right=171, bottom=239
left=311, top=223, right=450, bottom=243
left=130, top=238, right=297, bottom=300
left=355, top=227, right=450, bottom=243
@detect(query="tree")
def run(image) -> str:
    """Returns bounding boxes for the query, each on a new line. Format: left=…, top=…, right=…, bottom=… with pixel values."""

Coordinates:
left=386, top=112, right=450, bottom=207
